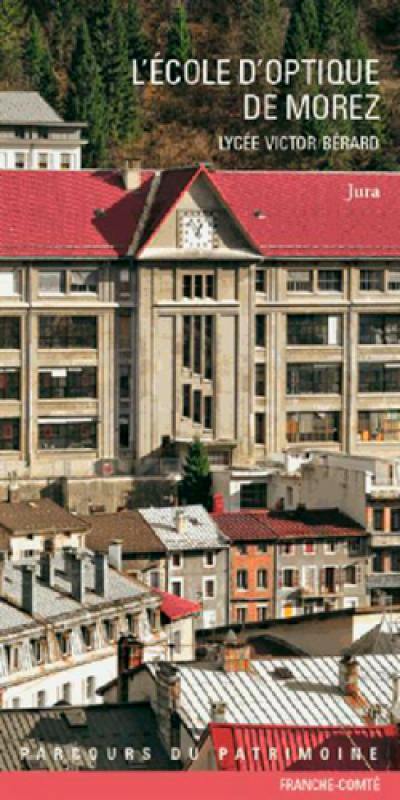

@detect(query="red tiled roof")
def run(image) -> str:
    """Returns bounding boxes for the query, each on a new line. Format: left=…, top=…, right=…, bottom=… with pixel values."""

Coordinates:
left=209, top=723, right=400, bottom=771
left=0, top=169, right=154, bottom=258
left=137, top=166, right=200, bottom=254
left=208, top=170, right=400, bottom=258
left=213, top=509, right=366, bottom=541
left=153, top=589, right=200, bottom=621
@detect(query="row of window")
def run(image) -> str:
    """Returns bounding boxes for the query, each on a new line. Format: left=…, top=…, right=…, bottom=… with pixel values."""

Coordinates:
left=183, top=315, right=213, bottom=378
left=237, top=539, right=363, bottom=556
left=276, top=267, right=400, bottom=294
left=170, top=576, right=216, bottom=599
left=236, top=605, right=269, bottom=624
left=11, top=676, right=96, bottom=710
left=280, top=564, right=362, bottom=589
left=182, top=385, right=213, bottom=428
left=372, top=507, right=400, bottom=533
left=11, top=151, right=74, bottom=170
left=236, top=568, right=269, bottom=590
left=0, top=419, right=97, bottom=451
left=256, top=314, right=400, bottom=348
left=254, top=411, right=400, bottom=445
left=170, top=551, right=216, bottom=569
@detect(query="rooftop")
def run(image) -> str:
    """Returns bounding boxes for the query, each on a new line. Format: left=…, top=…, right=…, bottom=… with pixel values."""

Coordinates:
left=139, top=505, right=229, bottom=551
left=207, top=723, right=400, bottom=771
left=343, top=617, right=400, bottom=657
left=0, top=92, right=63, bottom=124
left=214, top=508, right=366, bottom=541
left=0, top=703, right=172, bottom=771
left=153, top=589, right=201, bottom=621
left=85, top=511, right=166, bottom=555
left=0, top=498, right=88, bottom=537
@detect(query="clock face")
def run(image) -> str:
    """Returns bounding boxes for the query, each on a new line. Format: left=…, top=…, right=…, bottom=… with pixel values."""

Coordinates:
left=179, top=211, right=216, bottom=250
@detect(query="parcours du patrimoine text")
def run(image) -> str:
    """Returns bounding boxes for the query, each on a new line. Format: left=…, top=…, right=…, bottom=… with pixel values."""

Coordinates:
left=133, top=57, right=381, bottom=122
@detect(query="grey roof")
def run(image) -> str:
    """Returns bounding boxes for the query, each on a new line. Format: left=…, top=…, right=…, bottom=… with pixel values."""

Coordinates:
left=2, top=551, right=146, bottom=623
left=0, top=704, right=172, bottom=771
left=0, top=598, right=40, bottom=634
left=0, top=92, right=62, bottom=123
left=147, top=653, right=400, bottom=736
left=139, top=505, right=228, bottom=551
left=343, top=617, right=400, bottom=657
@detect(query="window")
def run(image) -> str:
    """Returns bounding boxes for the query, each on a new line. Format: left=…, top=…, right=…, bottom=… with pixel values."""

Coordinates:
left=62, top=683, right=72, bottom=704
left=56, top=632, right=71, bottom=656
left=359, top=363, right=400, bottom=393
left=344, top=565, right=358, bottom=585
left=360, top=269, right=383, bottom=292
left=204, top=578, right=215, bottom=598
left=287, top=269, right=312, bottom=292
left=318, top=270, right=342, bottom=292
left=0, top=317, right=20, bottom=348
left=0, top=270, right=20, bottom=296
left=388, top=268, right=400, bottom=291
left=359, top=315, right=400, bottom=346
left=12, top=697, right=20, bottom=709
left=358, top=411, right=400, bottom=442
left=204, top=551, right=216, bottom=568
left=288, top=315, right=342, bottom=346
left=39, top=316, right=97, bottom=348
left=255, top=412, right=266, bottom=445
left=0, top=419, right=19, bottom=450
left=258, top=542, right=268, bottom=553
left=373, top=508, right=384, bottom=531
left=392, top=509, right=400, bottom=532
left=391, top=552, right=400, bottom=572
left=119, top=365, right=130, bottom=399
left=257, top=569, right=268, bottom=589
left=60, top=153, right=72, bottom=170
left=70, top=270, right=98, bottom=294
left=255, top=363, right=266, bottom=396
left=256, top=269, right=266, bottom=292
left=38, top=419, right=97, bottom=450
left=287, top=364, right=341, bottom=395
left=86, top=676, right=96, bottom=701
left=39, top=367, right=96, bottom=399
left=373, top=552, right=384, bottom=573
left=302, top=566, right=317, bottom=592
left=173, top=630, right=182, bottom=655
left=15, top=152, right=26, bottom=169
left=304, top=542, right=315, bottom=555
left=182, top=384, right=191, bottom=418
left=282, top=568, right=298, bottom=588
left=81, top=625, right=96, bottom=650
left=240, top=483, right=267, bottom=509
left=38, top=152, right=48, bottom=169
left=325, top=541, right=337, bottom=554
left=257, top=605, right=268, bottom=622
left=255, top=314, right=266, bottom=347
left=287, top=412, right=340, bottom=443
left=280, top=543, right=295, bottom=555
left=204, top=396, right=213, bottom=430
left=348, top=538, right=362, bottom=554
left=237, top=543, right=247, bottom=555
left=193, top=390, right=201, bottom=423
left=237, top=569, right=248, bottom=590
left=0, top=369, right=20, bottom=400
left=182, top=316, right=214, bottom=378
left=237, top=606, right=247, bottom=624
left=182, top=274, right=214, bottom=299
left=149, top=570, right=160, bottom=589
left=171, top=579, right=182, bottom=597
left=171, top=553, right=182, bottom=569
left=119, top=313, right=131, bottom=350
left=39, top=270, right=65, bottom=295
left=37, top=691, right=46, bottom=708
left=119, top=268, right=131, bottom=296
left=119, top=417, right=130, bottom=449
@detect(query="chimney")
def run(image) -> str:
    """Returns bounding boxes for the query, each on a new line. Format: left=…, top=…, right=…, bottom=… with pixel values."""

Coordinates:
left=8, top=472, right=20, bottom=504
left=156, top=663, right=181, bottom=751
left=222, top=630, right=251, bottom=673
left=339, top=655, right=360, bottom=699
left=108, top=539, right=123, bottom=571
left=117, top=634, right=144, bottom=702
left=94, top=552, right=109, bottom=597
left=21, top=564, right=36, bottom=615
left=210, top=701, right=226, bottom=723
left=122, top=158, right=141, bottom=191
left=0, top=551, right=7, bottom=596
left=175, top=509, right=187, bottom=536
left=391, top=675, right=400, bottom=722
left=63, top=546, right=75, bottom=577
left=40, top=551, right=55, bottom=588
left=70, top=552, right=86, bottom=604
left=212, top=493, right=224, bottom=514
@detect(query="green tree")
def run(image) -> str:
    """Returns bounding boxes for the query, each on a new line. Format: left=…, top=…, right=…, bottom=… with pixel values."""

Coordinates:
left=241, top=0, right=284, bottom=58
left=180, top=439, right=212, bottom=509
left=65, top=21, right=107, bottom=166
left=283, top=0, right=319, bottom=61
left=165, top=3, right=192, bottom=64
left=127, top=0, right=149, bottom=66
left=0, top=0, right=25, bottom=86
left=25, top=12, right=59, bottom=108
left=107, top=6, right=139, bottom=145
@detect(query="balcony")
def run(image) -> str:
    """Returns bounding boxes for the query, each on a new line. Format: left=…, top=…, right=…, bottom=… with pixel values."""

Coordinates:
left=367, top=574, right=400, bottom=590
left=371, top=533, right=400, bottom=548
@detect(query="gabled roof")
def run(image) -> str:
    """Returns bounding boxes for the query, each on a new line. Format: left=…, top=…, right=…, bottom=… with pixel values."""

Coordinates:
left=207, top=723, right=400, bottom=771
left=344, top=617, right=400, bottom=657
left=208, top=170, right=400, bottom=258
left=139, top=505, right=229, bottom=551
left=0, top=91, right=62, bottom=124
left=85, top=510, right=166, bottom=554
left=153, top=589, right=201, bottom=621
left=0, top=703, right=172, bottom=771
left=0, top=498, right=88, bottom=536
left=0, top=169, right=154, bottom=258
left=213, top=512, right=277, bottom=542
left=214, top=508, right=365, bottom=541
left=136, top=165, right=200, bottom=255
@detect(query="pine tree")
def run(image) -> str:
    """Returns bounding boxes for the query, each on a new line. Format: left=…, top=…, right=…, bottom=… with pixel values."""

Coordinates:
left=180, top=439, right=212, bottom=509
left=107, top=6, right=139, bottom=145
left=65, top=21, right=107, bottom=167
left=165, top=3, right=192, bottom=64
left=283, top=0, right=319, bottom=61
left=25, top=13, right=59, bottom=108
left=241, top=0, right=284, bottom=57
left=0, top=0, right=25, bottom=86
left=127, top=0, right=149, bottom=67
left=320, top=0, right=355, bottom=53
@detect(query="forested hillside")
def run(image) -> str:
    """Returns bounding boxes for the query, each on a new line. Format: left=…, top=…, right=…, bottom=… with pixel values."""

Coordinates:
left=0, top=0, right=399, bottom=170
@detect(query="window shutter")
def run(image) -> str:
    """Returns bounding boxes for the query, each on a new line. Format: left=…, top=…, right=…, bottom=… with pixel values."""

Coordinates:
left=319, top=568, right=325, bottom=592
left=278, top=569, right=283, bottom=589
left=356, top=564, right=362, bottom=585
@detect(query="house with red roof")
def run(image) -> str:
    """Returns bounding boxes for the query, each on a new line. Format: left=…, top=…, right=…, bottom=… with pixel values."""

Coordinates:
left=153, top=589, right=200, bottom=662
